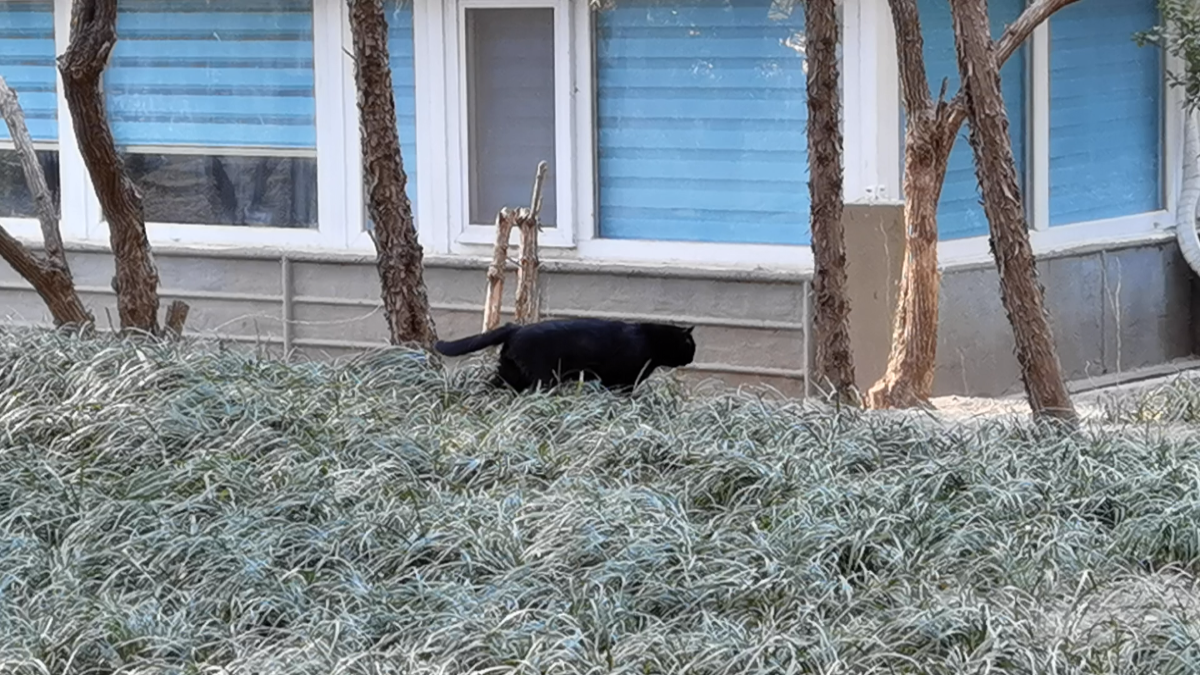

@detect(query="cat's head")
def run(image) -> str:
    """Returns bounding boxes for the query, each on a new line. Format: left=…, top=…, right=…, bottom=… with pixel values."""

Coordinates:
left=656, top=324, right=696, bottom=367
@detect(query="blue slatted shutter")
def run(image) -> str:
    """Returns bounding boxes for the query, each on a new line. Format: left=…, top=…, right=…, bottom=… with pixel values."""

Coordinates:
left=1048, top=0, right=1162, bottom=225
left=595, top=0, right=809, bottom=246
left=107, top=0, right=316, bottom=150
left=0, top=0, right=57, bottom=143
left=386, top=0, right=418, bottom=215
left=915, top=0, right=1026, bottom=241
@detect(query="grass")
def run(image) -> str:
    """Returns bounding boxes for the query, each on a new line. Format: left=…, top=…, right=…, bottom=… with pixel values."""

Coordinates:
left=0, top=328, right=1199, bottom=674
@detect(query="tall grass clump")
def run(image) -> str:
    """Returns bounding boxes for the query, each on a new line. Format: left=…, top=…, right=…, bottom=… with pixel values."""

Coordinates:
left=1, top=328, right=1199, bottom=674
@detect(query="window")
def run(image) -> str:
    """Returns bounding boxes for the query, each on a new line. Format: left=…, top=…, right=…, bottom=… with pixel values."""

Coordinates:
left=464, top=6, right=558, bottom=227
left=106, top=0, right=318, bottom=229
left=594, top=0, right=810, bottom=246
left=915, top=0, right=1026, bottom=241
left=1048, top=0, right=1162, bottom=225
left=0, top=0, right=60, bottom=220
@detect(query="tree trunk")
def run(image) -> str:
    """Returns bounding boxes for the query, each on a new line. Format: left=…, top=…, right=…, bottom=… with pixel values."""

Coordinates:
left=868, top=0, right=949, bottom=409
left=0, top=77, right=92, bottom=329
left=348, top=0, right=438, bottom=349
left=868, top=0, right=1083, bottom=409
left=58, top=0, right=161, bottom=335
left=950, top=0, right=1077, bottom=424
left=805, top=0, right=856, bottom=403
left=866, top=119, right=952, bottom=409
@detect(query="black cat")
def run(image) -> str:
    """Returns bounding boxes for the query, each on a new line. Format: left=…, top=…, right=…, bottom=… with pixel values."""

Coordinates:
left=434, top=318, right=697, bottom=392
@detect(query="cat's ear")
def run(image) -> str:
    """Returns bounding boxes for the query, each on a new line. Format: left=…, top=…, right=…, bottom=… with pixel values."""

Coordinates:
left=684, top=325, right=695, bottom=334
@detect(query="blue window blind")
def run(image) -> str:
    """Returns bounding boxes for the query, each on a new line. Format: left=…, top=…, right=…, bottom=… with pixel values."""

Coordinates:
left=1048, top=0, right=1161, bottom=226
left=386, top=0, right=418, bottom=213
left=107, top=0, right=316, bottom=150
left=595, top=0, right=809, bottom=246
left=0, top=0, right=57, bottom=143
left=915, top=0, right=1026, bottom=241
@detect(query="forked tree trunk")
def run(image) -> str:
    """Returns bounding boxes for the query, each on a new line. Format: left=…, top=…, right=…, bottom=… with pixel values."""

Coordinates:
left=867, top=0, right=1082, bottom=409
left=867, top=0, right=952, bottom=409
left=951, top=0, right=1076, bottom=423
left=805, top=0, right=856, bottom=403
left=58, top=0, right=162, bottom=335
left=348, top=0, right=438, bottom=348
left=0, top=77, right=92, bottom=328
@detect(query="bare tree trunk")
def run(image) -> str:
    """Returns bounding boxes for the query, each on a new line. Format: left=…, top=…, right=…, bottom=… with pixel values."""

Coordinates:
left=349, top=0, right=438, bottom=349
left=951, top=0, right=1076, bottom=424
left=0, top=77, right=92, bottom=328
left=805, top=0, right=856, bottom=403
left=867, top=0, right=1082, bottom=409
left=58, top=0, right=162, bottom=335
left=868, top=0, right=953, bottom=409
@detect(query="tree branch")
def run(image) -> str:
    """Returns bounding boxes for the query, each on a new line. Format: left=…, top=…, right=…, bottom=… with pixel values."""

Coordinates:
left=0, top=77, right=92, bottom=328
left=996, top=0, right=1082, bottom=65
left=887, top=0, right=935, bottom=117
left=0, top=77, right=66, bottom=270
left=943, top=0, right=1084, bottom=125
left=59, top=0, right=161, bottom=334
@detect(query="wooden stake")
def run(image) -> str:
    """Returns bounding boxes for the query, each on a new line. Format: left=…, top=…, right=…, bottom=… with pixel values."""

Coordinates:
left=514, top=161, right=547, bottom=325
left=482, top=207, right=516, bottom=332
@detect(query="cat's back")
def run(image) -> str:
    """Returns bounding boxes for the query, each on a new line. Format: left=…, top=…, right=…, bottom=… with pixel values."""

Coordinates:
left=508, top=318, right=638, bottom=355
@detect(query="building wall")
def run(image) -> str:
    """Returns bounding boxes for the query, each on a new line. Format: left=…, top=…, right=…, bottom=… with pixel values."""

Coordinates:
left=1, top=216, right=1193, bottom=399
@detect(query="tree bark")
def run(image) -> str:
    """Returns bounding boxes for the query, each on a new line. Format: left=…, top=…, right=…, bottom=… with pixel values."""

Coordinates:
left=805, top=0, right=856, bottom=403
left=349, top=0, right=438, bottom=349
left=58, top=0, right=161, bottom=335
left=0, top=77, right=92, bottom=328
left=950, top=0, right=1077, bottom=423
left=868, top=0, right=953, bottom=409
left=868, top=0, right=1082, bottom=409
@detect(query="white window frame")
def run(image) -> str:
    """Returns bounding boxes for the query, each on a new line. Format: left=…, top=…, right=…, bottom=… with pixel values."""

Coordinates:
left=80, top=0, right=351, bottom=251
left=878, top=0, right=1184, bottom=269
left=570, top=0, right=825, bottom=270
left=0, top=0, right=86, bottom=244
left=438, top=0, right=578, bottom=251
left=2, top=0, right=1179, bottom=276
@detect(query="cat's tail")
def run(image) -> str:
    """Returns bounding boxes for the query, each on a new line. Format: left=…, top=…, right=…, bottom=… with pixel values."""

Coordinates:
left=434, top=323, right=519, bottom=356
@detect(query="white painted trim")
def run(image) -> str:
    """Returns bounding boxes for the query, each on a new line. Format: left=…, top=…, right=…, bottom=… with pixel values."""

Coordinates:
left=0, top=141, right=58, bottom=151
left=939, top=210, right=1172, bottom=269
left=445, top=0, right=576, bottom=251
left=53, top=0, right=92, bottom=243
left=340, top=0, right=368, bottom=251
left=846, top=0, right=898, bottom=202
left=1163, top=46, right=1184, bottom=220
left=97, top=222, right=334, bottom=250
left=577, top=238, right=815, bottom=271
left=873, top=0, right=901, bottom=201
left=119, top=145, right=318, bottom=158
left=310, top=0, right=353, bottom=249
left=572, top=0, right=597, bottom=246
left=1029, top=20, right=1049, bottom=231
left=842, top=0, right=870, bottom=201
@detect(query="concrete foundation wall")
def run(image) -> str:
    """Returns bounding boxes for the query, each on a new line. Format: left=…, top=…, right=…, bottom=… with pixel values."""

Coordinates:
left=0, top=211, right=1194, bottom=398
